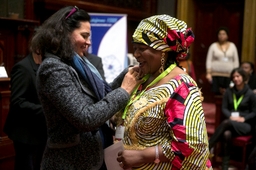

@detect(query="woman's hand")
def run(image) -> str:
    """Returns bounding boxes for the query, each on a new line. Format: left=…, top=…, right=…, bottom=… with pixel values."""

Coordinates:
left=116, top=146, right=169, bottom=169
left=117, top=150, right=144, bottom=169
left=206, top=73, right=212, bottom=83
left=130, top=66, right=144, bottom=80
left=121, top=67, right=143, bottom=95
left=230, top=116, right=245, bottom=122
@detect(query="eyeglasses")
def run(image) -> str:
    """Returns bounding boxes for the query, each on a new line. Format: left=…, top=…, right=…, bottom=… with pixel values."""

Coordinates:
left=65, top=6, right=79, bottom=20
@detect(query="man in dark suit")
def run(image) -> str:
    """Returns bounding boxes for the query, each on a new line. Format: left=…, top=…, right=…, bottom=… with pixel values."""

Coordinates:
left=84, top=44, right=105, bottom=80
left=4, top=52, right=47, bottom=170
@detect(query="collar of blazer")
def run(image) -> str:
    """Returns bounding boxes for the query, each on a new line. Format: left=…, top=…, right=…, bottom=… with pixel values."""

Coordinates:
left=69, top=66, right=97, bottom=99
left=44, top=52, right=97, bottom=99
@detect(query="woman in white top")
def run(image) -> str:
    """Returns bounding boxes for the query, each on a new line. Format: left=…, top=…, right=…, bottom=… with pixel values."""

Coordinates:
left=206, top=27, right=239, bottom=95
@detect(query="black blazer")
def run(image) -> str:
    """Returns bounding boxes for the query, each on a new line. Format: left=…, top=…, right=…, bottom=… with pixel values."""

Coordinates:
left=4, top=53, right=47, bottom=145
left=248, top=73, right=256, bottom=91
left=87, top=53, right=105, bottom=80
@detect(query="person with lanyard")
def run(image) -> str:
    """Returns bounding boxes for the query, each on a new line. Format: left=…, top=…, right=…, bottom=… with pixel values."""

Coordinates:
left=205, top=27, right=239, bottom=95
left=208, top=67, right=256, bottom=170
left=113, top=14, right=212, bottom=170
left=30, top=6, right=141, bottom=170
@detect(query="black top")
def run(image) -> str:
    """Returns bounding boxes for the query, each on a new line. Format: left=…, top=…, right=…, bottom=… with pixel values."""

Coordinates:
left=4, top=53, right=47, bottom=145
left=222, top=84, right=256, bottom=135
left=248, top=73, right=256, bottom=90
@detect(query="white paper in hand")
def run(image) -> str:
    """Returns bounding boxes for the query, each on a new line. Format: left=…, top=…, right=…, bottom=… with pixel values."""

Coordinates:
left=104, top=140, right=124, bottom=170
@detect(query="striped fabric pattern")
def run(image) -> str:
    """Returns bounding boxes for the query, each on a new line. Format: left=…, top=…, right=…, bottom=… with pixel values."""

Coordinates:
left=132, top=14, right=194, bottom=60
left=123, top=74, right=211, bottom=170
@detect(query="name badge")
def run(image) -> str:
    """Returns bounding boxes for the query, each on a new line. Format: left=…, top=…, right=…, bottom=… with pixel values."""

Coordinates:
left=231, top=112, right=239, bottom=117
left=223, top=57, right=228, bottom=62
left=115, top=125, right=125, bottom=140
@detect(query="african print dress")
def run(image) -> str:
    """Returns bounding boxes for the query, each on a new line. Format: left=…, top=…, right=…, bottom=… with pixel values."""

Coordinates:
left=122, top=74, right=212, bottom=170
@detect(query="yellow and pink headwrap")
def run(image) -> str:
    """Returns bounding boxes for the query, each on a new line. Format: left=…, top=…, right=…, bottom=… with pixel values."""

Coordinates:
left=132, top=14, right=194, bottom=60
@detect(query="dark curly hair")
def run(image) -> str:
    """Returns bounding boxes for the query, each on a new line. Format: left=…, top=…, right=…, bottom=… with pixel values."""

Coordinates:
left=30, top=6, right=90, bottom=62
left=164, top=51, right=182, bottom=70
left=216, top=26, right=229, bottom=36
left=241, top=61, right=255, bottom=74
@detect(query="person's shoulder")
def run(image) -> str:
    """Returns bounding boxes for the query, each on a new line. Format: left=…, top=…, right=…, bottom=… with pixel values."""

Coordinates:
left=169, top=74, right=196, bottom=86
left=245, top=85, right=255, bottom=95
left=224, top=87, right=232, bottom=94
left=251, top=73, right=256, bottom=79
left=12, top=54, right=32, bottom=70
left=210, top=42, right=218, bottom=46
left=40, top=54, right=66, bottom=70
left=208, top=42, right=218, bottom=49
left=16, top=53, right=32, bottom=63
left=247, top=89, right=256, bottom=100
left=87, top=53, right=101, bottom=60
left=42, top=53, right=62, bottom=63
left=228, top=41, right=237, bottom=47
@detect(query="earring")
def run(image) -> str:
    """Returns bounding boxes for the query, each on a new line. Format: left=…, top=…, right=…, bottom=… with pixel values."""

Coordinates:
left=159, top=53, right=165, bottom=73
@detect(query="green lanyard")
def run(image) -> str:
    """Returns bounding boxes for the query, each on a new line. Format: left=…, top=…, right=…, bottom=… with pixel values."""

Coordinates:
left=233, top=93, right=244, bottom=111
left=122, top=63, right=177, bottom=119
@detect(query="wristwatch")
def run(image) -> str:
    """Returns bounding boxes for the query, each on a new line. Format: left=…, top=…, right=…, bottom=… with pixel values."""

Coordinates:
left=154, top=145, right=160, bottom=164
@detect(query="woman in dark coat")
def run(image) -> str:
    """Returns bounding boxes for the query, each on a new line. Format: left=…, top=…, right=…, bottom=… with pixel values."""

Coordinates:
left=209, top=67, right=256, bottom=170
left=30, top=6, right=140, bottom=170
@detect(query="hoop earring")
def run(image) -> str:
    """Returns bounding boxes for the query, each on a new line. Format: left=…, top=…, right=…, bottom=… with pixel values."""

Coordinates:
left=159, top=53, right=165, bottom=73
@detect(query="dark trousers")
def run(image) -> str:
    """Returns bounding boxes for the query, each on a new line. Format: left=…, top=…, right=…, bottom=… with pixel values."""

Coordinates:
left=208, top=119, right=238, bottom=155
left=13, top=140, right=45, bottom=170
left=211, top=76, right=230, bottom=95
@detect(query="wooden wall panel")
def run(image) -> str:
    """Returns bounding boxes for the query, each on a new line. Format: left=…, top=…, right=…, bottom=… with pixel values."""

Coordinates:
left=0, top=18, right=40, bottom=75
left=192, top=0, right=244, bottom=102
left=35, top=0, right=157, bottom=21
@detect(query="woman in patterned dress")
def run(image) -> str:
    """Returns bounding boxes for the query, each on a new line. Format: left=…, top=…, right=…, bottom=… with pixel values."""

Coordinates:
left=115, top=15, right=212, bottom=170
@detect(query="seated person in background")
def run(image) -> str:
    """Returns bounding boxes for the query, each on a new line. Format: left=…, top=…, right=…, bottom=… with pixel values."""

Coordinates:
left=208, top=67, right=256, bottom=170
left=241, top=61, right=256, bottom=94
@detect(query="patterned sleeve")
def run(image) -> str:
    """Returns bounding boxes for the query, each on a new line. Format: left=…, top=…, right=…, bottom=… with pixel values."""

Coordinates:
left=163, top=77, right=209, bottom=169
